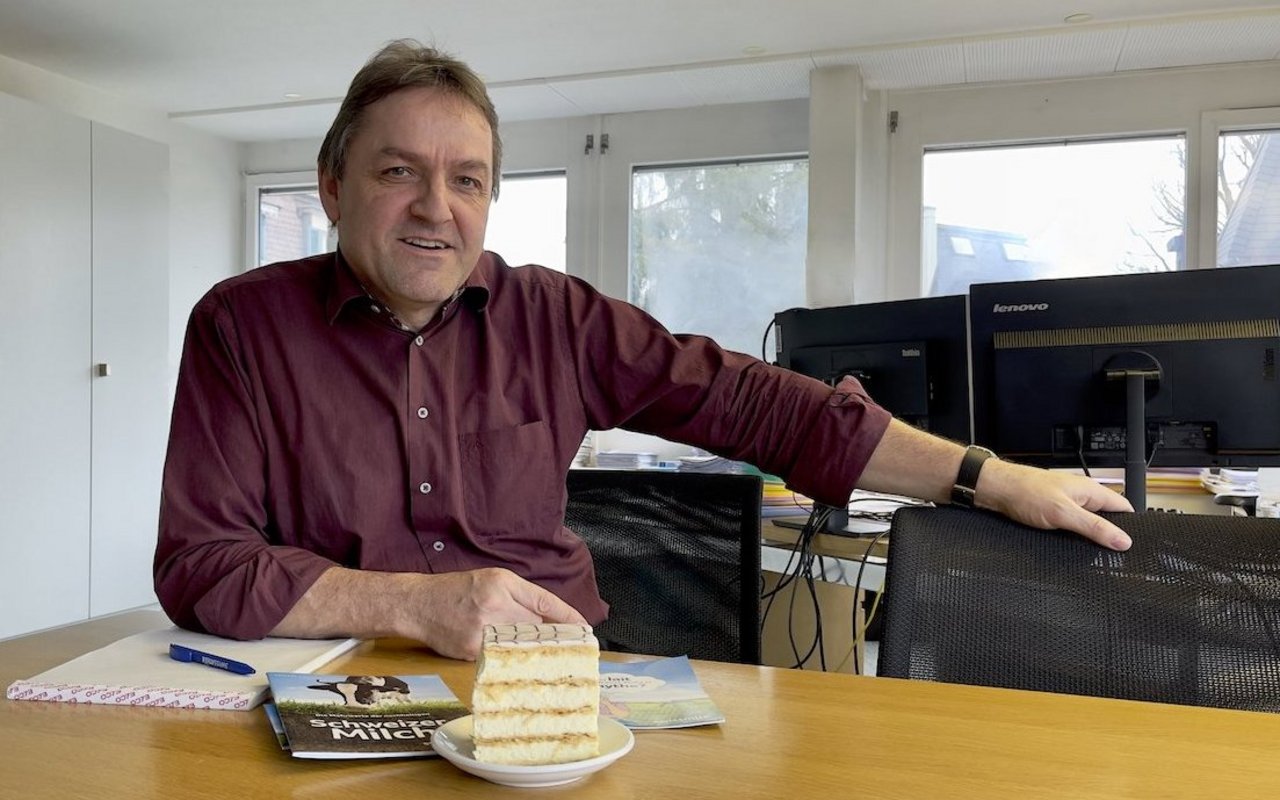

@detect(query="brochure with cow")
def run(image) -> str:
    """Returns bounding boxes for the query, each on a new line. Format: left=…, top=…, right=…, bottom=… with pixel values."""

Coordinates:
left=598, top=656, right=725, bottom=729
left=265, top=672, right=468, bottom=759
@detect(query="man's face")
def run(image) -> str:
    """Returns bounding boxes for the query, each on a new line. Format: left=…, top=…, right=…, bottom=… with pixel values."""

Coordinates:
left=319, top=86, right=493, bottom=328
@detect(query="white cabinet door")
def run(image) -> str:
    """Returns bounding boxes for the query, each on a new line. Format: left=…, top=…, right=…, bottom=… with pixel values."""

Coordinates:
left=0, top=92, right=92, bottom=639
left=89, top=123, right=169, bottom=617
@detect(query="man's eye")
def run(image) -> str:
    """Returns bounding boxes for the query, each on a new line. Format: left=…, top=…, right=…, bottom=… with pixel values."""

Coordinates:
left=383, top=166, right=411, bottom=178
left=458, top=176, right=483, bottom=190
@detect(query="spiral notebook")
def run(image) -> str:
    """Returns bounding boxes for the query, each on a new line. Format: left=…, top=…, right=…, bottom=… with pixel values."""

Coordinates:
left=5, top=626, right=359, bottom=711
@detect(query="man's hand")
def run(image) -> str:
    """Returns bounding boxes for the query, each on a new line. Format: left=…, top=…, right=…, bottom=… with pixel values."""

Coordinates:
left=858, top=419, right=1135, bottom=551
left=404, top=568, right=588, bottom=660
left=975, top=458, right=1135, bottom=551
left=271, top=566, right=587, bottom=660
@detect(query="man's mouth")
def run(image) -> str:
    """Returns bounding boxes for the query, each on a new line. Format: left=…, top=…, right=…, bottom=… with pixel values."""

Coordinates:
left=402, top=237, right=451, bottom=250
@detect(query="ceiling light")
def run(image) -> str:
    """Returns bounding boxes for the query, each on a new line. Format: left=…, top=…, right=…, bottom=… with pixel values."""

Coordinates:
left=283, top=92, right=302, bottom=100
left=1063, top=12, right=1093, bottom=24
left=742, top=46, right=767, bottom=57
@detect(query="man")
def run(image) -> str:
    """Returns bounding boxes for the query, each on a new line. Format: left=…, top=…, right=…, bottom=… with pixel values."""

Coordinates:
left=155, top=40, right=1132, bottom=661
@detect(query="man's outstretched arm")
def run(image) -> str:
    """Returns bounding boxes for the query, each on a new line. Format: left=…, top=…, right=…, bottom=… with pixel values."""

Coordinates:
left=858, top=419, right=1135, bottom=551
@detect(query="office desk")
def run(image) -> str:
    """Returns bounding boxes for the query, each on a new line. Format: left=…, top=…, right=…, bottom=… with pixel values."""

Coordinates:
left=761, top=519, right=888, bottom=673
left=5, top=610, right=1280, bottom=799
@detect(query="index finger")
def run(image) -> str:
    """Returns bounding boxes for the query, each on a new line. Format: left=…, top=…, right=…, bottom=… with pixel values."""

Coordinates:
left=510, top=580, right=589, bottom=625
left=1061, top=504, right=1133, bottom=552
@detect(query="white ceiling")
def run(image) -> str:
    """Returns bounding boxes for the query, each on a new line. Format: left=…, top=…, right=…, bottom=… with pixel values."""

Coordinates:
left=1, top=1, right=1279, bottom=142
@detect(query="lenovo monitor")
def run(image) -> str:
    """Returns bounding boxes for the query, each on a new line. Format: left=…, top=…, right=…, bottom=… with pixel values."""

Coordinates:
left=969, top=265, right=1280, bottom=510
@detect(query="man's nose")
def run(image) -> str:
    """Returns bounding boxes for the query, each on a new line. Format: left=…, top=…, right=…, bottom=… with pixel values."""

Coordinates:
left=409, top=178, right=452, bottom=223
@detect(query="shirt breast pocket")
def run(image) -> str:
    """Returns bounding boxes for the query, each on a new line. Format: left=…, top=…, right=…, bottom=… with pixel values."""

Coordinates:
left=458, top=420, right=560, bottom=538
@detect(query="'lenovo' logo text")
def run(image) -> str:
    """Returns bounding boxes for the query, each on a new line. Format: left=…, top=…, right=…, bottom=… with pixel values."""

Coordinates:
left=992, top=302, right=1049, bottom=313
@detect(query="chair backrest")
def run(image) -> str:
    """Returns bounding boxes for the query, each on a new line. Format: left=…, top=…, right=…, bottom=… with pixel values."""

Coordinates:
left=564, top=469, right=763, bottom=664
left=879, top=506, right=1280, bottom=713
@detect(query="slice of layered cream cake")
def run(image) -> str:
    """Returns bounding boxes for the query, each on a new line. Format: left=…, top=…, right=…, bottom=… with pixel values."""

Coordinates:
left=471, top=622, right=600, bottom=765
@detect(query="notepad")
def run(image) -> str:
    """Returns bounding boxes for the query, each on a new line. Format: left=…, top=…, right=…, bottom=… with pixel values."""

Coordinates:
left=5, top=626, right=359, bottom=711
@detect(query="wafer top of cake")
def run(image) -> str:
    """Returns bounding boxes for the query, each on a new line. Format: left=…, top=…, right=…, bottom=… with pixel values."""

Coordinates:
left=482, top=622, right=598, bottom=648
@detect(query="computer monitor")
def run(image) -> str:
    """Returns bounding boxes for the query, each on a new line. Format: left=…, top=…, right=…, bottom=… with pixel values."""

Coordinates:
left=774, top=296, right=973, bottom=532
left=970, top=265, right=1280, bottom=510
left=774, top=295, right=973, bottom=443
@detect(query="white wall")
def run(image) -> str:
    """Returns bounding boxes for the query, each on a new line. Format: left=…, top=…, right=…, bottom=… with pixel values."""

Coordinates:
left=243, top=137, right=322, bottom=176
left=806, top=66, right=892, bottom=307
left=167, top=131, right=243, bottom=384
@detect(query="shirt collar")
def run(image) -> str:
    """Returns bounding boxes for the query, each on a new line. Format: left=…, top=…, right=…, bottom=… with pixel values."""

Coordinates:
left=325, top=250, right=367, bottom=324
left=459, top=253, right=492, bottom=312
left=325, top=249, right=492, bottom=325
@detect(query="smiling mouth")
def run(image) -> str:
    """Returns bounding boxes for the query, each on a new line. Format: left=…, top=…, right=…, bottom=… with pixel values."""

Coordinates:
left=402, top=237, right=451, bottom=251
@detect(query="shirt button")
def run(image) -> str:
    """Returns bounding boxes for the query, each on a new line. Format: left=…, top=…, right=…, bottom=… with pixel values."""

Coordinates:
left=419, top=481, right=432, bottom=494
left=370, top=303, right=380, bottom=313
left=417, top=407, right=429, bottom=419
left=432, top=541, right=445, bottom=552
left=414, top=335, right=424, bottom=346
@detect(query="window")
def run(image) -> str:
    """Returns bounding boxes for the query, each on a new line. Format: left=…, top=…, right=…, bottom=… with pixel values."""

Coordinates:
left=1001, top=242, right=1031, bottom=262
left=255, top=186, right=329, bottom=268
left=1216, top=129, right=1280, bottom=268
left=485, top=172, right=567, bottom=271
left=629, top=159, right=808, bottom=357
left=922, top=137, right=1186, bottom=297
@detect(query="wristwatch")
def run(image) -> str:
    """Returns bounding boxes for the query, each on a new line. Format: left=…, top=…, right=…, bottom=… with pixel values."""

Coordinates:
left=950, top=445, right=997, bottom=508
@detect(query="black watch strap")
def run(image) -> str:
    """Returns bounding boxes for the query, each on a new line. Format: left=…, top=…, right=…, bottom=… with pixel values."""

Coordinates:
left=950, top=446, right=996, bottom=508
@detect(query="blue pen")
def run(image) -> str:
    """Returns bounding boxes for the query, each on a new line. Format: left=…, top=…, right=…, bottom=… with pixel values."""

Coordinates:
left=169, top=643, right=256, bottom=675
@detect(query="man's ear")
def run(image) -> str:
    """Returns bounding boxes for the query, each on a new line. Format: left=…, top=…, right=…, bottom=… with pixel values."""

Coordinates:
left=318, top=167, right=341, bottom=225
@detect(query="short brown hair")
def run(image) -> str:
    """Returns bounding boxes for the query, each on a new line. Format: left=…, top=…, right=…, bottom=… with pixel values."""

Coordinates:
left=318, top=39, right=502, bottom=198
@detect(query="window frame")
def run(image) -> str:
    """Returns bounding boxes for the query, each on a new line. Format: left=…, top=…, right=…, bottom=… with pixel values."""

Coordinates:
left=243, top=170, right=320, bottom=271
left=885, top=69, right=1280, bottom=297
left=919, top=132, right=1189, bottom=292
left=596, top=101, right=810, bottom=304
left=485, top=168, right=570, bottom=273
left=1197, top=107, right=1280, bottom=269
left=625, top=155, right=811, bottom=355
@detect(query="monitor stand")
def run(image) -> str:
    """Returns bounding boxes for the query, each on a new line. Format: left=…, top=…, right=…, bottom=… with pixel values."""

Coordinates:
left=772, top=504, right=852, bottom=535
left=1104, top=351, right=1162, bottom=513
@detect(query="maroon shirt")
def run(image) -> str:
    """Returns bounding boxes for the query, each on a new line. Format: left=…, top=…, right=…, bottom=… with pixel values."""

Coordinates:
left=155, top=251, right=891, bottom=639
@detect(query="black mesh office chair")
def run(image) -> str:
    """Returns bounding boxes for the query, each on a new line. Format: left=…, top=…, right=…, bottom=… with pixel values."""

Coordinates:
left=564, top=469, right=763, bottom=664
left=879, top=506, right=1280, bottom=712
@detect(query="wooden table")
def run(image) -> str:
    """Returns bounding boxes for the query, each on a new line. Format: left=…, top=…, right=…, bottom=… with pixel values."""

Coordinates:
left=4, top=610, right=1280, bottom=799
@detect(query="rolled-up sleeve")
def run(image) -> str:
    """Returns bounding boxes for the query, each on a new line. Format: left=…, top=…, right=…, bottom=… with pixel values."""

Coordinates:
left=779, top=374, right=893, bottom=503
left=154, top=295, right=333, bottom=639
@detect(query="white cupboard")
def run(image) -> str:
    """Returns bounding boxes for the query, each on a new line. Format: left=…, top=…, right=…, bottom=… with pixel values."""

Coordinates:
left=0, top=91, right=169, bottom=639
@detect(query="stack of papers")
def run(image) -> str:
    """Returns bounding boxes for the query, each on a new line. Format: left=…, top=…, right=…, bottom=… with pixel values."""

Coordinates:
left=595, top=450, right=659, bottom=469
left=1201, top=467, right=1259, bottom=497
left=761, top=478, right=814, bottom=518
left=1146, top=467, right=1209, bottom=494
left=572, top=432, right=595, bottom=467
left=676, top=455, right=747, bottom=474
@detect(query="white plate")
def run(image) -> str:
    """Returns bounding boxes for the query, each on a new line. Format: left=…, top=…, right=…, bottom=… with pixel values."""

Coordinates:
left=431, top=715, right=634, bottom=788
